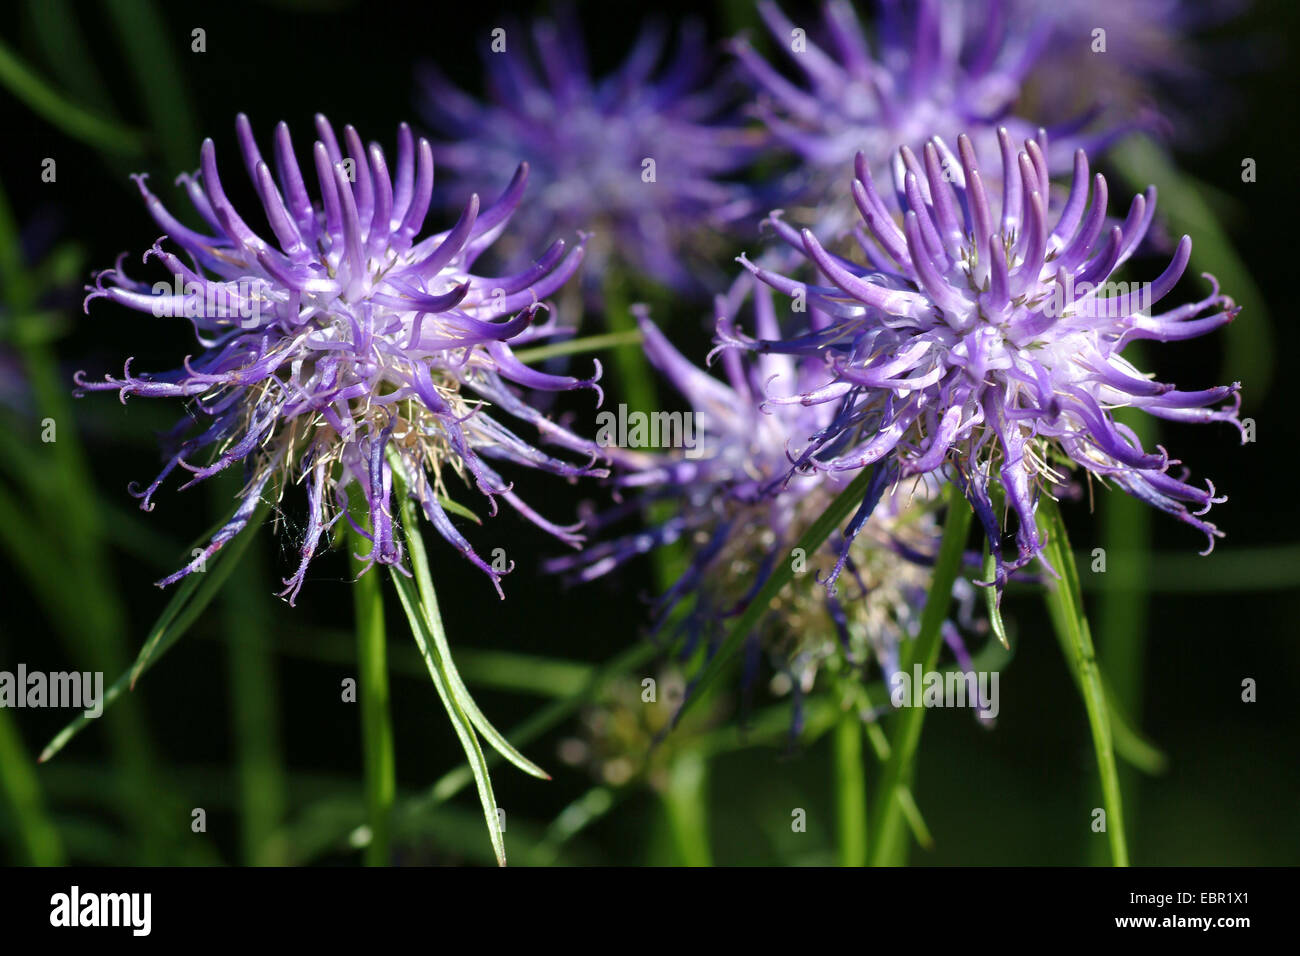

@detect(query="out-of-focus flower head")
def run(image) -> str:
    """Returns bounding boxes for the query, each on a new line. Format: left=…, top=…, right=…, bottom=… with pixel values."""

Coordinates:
left=558, top=667, right=725, bottom=791
left=1012, top=0, right=1251, bottom=141
left=738, top=130, right=1244, bottom=592
left=417, top=10, right=761, bottom=294
left=731, top=0, right=1134, bottom=233
left=79, top=114, right=604, bottom=603
left=547, top=273, right=978, bottom=715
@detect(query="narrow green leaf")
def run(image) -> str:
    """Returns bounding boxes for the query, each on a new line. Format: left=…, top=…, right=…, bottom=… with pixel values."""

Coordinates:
left=510, top=329, right=644, bottom=364
left=26, top=0, right=115, bottom=114
left=1047, top=580, right=1168, bottom=776
left=0, top=708, right=64, bottom=864
left=1102, top=673, right=1169, bottom=775
left=388, top=569, right=507, bottom=866
left=894, top=787, right=934, bottom=851
left=130, top=501, right=271, bottom=686
left=402, top=509, right=549, bottom=779
left=419, top=638, right=661, bottom=810
left=533, top=786, right=621, bottom=867
left=436, top=494, right=480, bottom=524
left=866, top=483, right=973, bottom=866
left=40, top=501, right=270, bottom=761
left=981, top=545, right=1010, bottom=650
left=391, top=452, right=548, bottom=779
left=1038, top=498, right=1129, bottom=867
left=102, top=0, right=199, bottom=174
left=280, top=637, right=661, bottom=858
left=0, top=37, right=145, bottom=154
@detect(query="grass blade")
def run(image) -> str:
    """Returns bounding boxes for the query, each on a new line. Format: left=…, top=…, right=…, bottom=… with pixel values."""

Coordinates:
left=0, top=37, right=144, bottom=154
left=102, top=0, right=199, bottom=174
left=391, top=453, right=548, bottom=779
left=26, top=0, right=114, bottom=114
left=533, top=786, right=621, bottom=867
left=0, top=708, right=64, bottom=864
left=39, top=501, right=270, bottom=762
left=866, top=482, right=973, bottom=866
left=388, top=569, right=507, bottom=866
left=982, top=545, right=1010, bottom=649
left=399, top=506, right=548, bottom=779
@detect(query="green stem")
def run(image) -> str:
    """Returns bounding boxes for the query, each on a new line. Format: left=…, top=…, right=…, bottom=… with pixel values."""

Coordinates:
left=350, top=525, right=396, bottom=867
left=1091, top=413, right=1152, bottom=864
left=1039, top=498, right=1129, bottom=867
left=511, top=329, right=644, bottom=364
left=600, top=276, right=658, bottom=417
left=661, top=750, right=713, bottom=867
left=867, top=482, right=973, bottom=866
left=833, top=710, right=868, bottom=866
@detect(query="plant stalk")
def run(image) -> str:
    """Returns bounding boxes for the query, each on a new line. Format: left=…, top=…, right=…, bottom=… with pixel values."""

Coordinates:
left=350, top=524, right=396, bottom=866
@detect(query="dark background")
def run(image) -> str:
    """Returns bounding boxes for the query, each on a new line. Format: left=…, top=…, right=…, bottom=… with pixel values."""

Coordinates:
left=0, top=0, right=1296, bottom=865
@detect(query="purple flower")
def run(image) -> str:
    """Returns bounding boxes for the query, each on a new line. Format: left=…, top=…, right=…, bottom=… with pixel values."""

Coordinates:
left=79, top=114, right=604, bottom=603
left=417, top=13, right=760, bottom=293
left=1012, top=0, right=1250, bottom=139
left=732, top=0, right=1131, bottom=232
left=548, top=273, right=959, bottom=699
left=736, top=130, right=1243, bottom=590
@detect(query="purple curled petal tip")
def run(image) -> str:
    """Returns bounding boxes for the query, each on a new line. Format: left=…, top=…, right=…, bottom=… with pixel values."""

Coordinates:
left=80, top=114, right=602, bottom=603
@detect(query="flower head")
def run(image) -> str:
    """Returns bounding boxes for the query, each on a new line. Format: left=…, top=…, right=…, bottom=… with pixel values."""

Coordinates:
left=548, top=274, right=968, bottom=707
left=732, top=0, right=1130, bottom=232
left=418, top=13, right=760, bottom=292
left=79, top=114, right=603, bottom=603
left=1013, top=0, right=1249, bottom=139
left=737, top=130, right=1244, bottom=590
